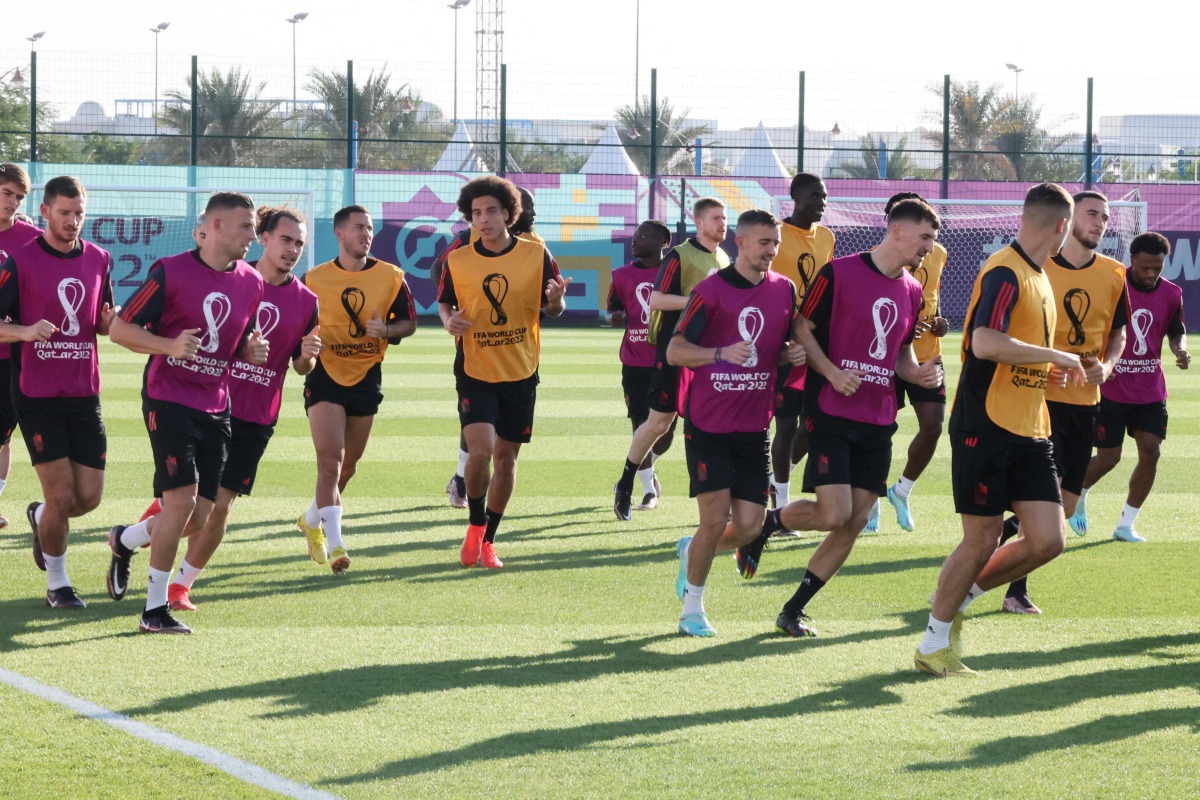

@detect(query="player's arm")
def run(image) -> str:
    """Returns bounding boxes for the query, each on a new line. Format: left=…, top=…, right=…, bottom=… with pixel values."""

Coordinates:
left=0, top=258, right=55, bottom=343
left=969, top=267, right=1082, bottom=378
left=782, top=283, right=806, bottom=366
left=430, top=229, right=468, bottom=289
left=667, top=291, right=752, bottom=367
left=793, top=264, right=863, bottom=394
left=1167, top=299, right=1190, bottom=369
left=437, top=260, right=472, bottom=335
left=650, top=252, right=686, bottom=312
left=292, top=304, right=321, bottom=375
left=605, top=279, right=625, bottom=326
left=367, top=277, right=417, bottom=343
left=111, top=263, right=199, bottom=358
left=96, top=254, right=120, bottom=336
left=542, top=249, right=569, bottom=319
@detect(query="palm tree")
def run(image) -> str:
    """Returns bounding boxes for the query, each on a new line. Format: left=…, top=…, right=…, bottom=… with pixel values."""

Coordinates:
left=991, top=96, right=1078, bottom=182
left=506, top=137, right=587, bottom=173
left=155, top=67, right=282, bottom=167
left=923, top=80, right=1017, bottom=180
left=836, top=135, right=928, bottom=179
left=610, top=96, right=711, bottom=175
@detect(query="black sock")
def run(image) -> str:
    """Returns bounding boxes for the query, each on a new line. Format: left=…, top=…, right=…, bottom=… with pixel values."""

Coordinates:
left=484, top=509, right=503, bottom=543
left=617, top=459, right=640, bottom=494
left=999, top=515, right=1020, bottom=545
left=761, top=509, right=783, bottom=540
left=1006, top=576, right=1028, bottom=598
left=782, top=569, right=827, bottom=616
left=468, top=496, right=487, bottom=527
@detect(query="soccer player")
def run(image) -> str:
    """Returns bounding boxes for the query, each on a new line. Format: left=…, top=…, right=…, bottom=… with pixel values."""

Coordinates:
left=0, top=163, right=39, bottom=535
left=745, top=199, right=942, bottom=637
left=769, top=173, right=834, bottom=512
left=0, top=176, right=115, bottom=609
left=295, top=205, right=416, bottom=572
left=998, top=190, right=1127, bottom=613
left=439, top=176, right=569, bottom=568
left=106, top=192, right=268, bottom=634
left=607, top=219, right=675, bottom=510
left=435, top=187, right=541, bottom=509
left=879, top=192, right=951, bottom=534
left=158, top=205, right=320, bottom=610
left=1073, top=232, right=1189, bottom=542
left=915, top=183, right=1085, bottom=677
left=669, top=209, right=805, bottom=637
left=613, top=198, right=729, bottom=520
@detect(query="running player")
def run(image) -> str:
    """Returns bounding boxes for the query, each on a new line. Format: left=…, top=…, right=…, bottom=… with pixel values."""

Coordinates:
left=295, top=205, right=416, bottom=572
left=158, top=205, right=320, bottom=610
left=435, top=187, right=540, bottom=509
left=879, top=191, right=950, bottom=534
left=669, top=209, right=805, bottom=636
left=1073, top=232, right=1189, bottom=542
left=915, top=183, right=1085, bottom=677
left=743, top=199, right=941, bottom=636
left=106, top=191, right=268, bottom=634
left=769, top=173, right=834, bottom=513
left=998, top=190, right=1127, bottom=613
left=0, top=163, right=39, bottom=536
left=439, top=176, right=569, bottom=568
left=613, top=198, right=729, bottom=519
left=607, top=219, right=675, bottom=510
left=0, top=176, right=115, bottom=609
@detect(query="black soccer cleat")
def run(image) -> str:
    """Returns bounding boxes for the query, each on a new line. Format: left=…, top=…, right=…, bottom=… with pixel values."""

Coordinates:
left=28, top=501, right=45, bottom=571
left=613, top=483, right=633, bottom=521
left=46, top=586, right=87, bottom=609
left=106, top=525, right=135, bottom=601
left=775, top=611, right=818, bottom=638
left=139, top=605, right=193, bottom=635
left=735, top=532, right=771, bottom=579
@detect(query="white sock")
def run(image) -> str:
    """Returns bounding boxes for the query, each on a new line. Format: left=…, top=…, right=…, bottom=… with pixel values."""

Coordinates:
left=919, top=614, right=952, bottom=654
left=44, top=553, right=70, bottom=591
left=771, top=478, right=790, bottom=508
left=305, top=499, right=320, bottom=529
left=637, top=467, right=656, bottom=495
left=649, top=451, right=661, bottom=467
left=320, top=505, right=344, bottom=551
left=146, top=566, right=171, bottom=610
left=172, top=559, right=203, bottom=589
left=456, top=449, right=470, bottom=478
left=894, top=475, right=916, bottom=498
left=959, top=583, right=986, bottom=613
left=1078, top=487, right=1090, bottom=504
left=120, top=520, right=152, bottom=550
left=34, top=502, right=44, bottom=526
left=682, top=581, right=705, bottom=616
left=1118, top=504, right=1141, bottom=529
left=0, top=477, right=7, bottom=498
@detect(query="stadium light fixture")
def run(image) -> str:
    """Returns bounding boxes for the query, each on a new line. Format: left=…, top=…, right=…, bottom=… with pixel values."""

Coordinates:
left=150, top=23, right=170, bottom=135
left=448, top=0, right=471, bottom=123
left=287, top=12, right=309, bottom=114
left=1006, top=63, right=1024, bottom=101
left=27, top=32, right=45, bottom=51
left=831, top=122, right=841, bottom=135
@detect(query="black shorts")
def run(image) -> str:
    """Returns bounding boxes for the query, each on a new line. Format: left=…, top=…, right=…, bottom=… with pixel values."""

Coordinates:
left=220, top=417, right=276, bottom=496
left=647, top=360, right=679, bottom=415
left=802, top=413, right=895, bottom=496
left=15, top=394, right=107, bottom=470
left=684, top=422, right=770, bottom=504
left=775, top=364, right=803, bottom=419
left=457, top=372, right=538, bottom=444
left=896, top=374, right=948, bottom=408
left=1048, top=401, right=1096, bottom=495
left=304, top=361, right=383, bottom=418
left=0, top=358, right=15, bottom=445
left=622, top=364, right=654, bottom=428
left=950, top=430, right=1061, bottom=516
left=1094, top=397, right=1168, bottom=448
left=144, top=398, right=230, bottom=502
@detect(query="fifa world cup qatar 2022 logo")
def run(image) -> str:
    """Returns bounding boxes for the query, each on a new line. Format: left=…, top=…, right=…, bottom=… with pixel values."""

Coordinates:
left=341, top=287, right=367, bottom=339
left=1063, top=288, right=1091, bottom=347
left=869, top=297, right=899, bottom=360
left=737, top=307, right=765, bottom=368
left=635, top=281, right=653, bottom=325
left=57, top=277, right=86, bottom=337
left=483, top=273, right=509, bottom=326
left=255, top=301, right=281, bottom=339
left=1131, top=308, right=1154, bottom=356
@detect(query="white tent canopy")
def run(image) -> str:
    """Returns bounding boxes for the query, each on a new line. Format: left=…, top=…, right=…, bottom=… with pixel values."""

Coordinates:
left=731, top=122, right=790, bottom=178
left=434, top=121, right=488, bottom=172
left=580, top=122, right=640, bottom=175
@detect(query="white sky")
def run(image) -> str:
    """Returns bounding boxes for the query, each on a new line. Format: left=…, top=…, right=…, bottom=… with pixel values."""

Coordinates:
left=3, top=0, right=1195, bottom=135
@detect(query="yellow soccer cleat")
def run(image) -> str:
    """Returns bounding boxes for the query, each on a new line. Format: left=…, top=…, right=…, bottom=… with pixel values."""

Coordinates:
left=297, top=514, right=327, bottom=566
left=329, top=546, right=351, bottom=574
left=914, top=646, right=976, bottom=678
left=950, top=612, right=965, bottom=658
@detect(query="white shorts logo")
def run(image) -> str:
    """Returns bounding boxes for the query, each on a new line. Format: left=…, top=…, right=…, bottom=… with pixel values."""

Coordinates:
left=738, top=307, right=765, bottom=368
left=635, top=282, right=653, bottom=325
left=256, top=301, right=281, bottom=340
left=1131, top=308, right=1154, bottom=356
left=870, top=297, right=899, bottom=360
left=198, top=292, right=232, bottom=354
left=57, top=277, right=86, bottom=337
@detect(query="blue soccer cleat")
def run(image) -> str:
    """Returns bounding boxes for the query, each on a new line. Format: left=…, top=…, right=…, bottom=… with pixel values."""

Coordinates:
left=886, top=485, right=915, bottom=532
left=678, top=612, right=717, bottom=637
left=862, top=499, right=880, bottom=534
left=675, top=535, right=692, bottom=600
left=1068, top=497, right=1088, bottom=536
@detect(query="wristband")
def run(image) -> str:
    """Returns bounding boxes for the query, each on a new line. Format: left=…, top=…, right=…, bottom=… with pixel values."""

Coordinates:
left=714, top=347, right=723, bottom=364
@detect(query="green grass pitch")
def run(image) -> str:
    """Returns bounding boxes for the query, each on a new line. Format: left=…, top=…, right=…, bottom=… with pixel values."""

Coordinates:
left=1, top=328, right=1197, bottom=799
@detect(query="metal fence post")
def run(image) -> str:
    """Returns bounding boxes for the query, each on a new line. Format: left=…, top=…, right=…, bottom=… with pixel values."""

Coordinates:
left=941, top=73, right=950, bottom=199
left=649, top=68, right=658, bottom=220
left=797, top=71, right=805, bottom=174
left=28, top=51, right=37, bottom=164
left=1084, top=77, right=1094, bottom=189
left=346, top=60, right=355, bottom=170
left=499, top=63, right=507, bottom=176
left=189, top=56, right=199, bottom=169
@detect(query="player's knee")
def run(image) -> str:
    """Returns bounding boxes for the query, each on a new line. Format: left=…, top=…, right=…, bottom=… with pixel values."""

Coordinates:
left=918, top=419, right=944, bottom=442
left=72, top=488, right=103, bottom=516
left=818, top=504, right=854, bottom=531
left=1031, top=534, right=1065, bottom=562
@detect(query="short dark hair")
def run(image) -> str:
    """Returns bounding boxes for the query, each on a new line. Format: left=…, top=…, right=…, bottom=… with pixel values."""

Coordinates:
left=1073, top=189, right=1108, bottom=205
left=0, top=163, right=31, bottom=194
left=887, top=198, right=941, bottom=230
left=457, top=176, right=522, bottom=222
left=789, top=172, right=823, bottom=199
left=1023, top=183, right=1074, bottom=226
left=693, top=197, right=725, bottom=217
left=737, top=209, right=780, bottom=234
left=43, top=175, right=86, bottom=206
left=256, top=205, right=307, bottom=236
left=206, top=191, right=255, bottom=214
left=639, top=219, right=671, bottom=243
left=885, top=191, right=925, bottom=217
left=1130, top=231, right=1171, bottom=258
left=333, top=204, right=370, bottom=228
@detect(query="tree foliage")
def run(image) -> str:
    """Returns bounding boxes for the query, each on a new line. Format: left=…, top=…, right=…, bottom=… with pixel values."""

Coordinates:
left=610, top=96, right=711, bottom=175
left=836, top=135, right=929, bottom=179
left=154, top=67, right=283, bottom=166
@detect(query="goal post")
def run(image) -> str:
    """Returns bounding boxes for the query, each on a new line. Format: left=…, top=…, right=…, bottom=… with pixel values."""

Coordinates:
left=770, top=196, right=1148, bottom=327
left=29, top=185, right=317, bottom=307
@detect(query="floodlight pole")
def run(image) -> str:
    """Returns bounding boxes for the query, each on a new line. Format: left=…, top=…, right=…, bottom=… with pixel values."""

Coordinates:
left=288, top=13, right=308, bottom=113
